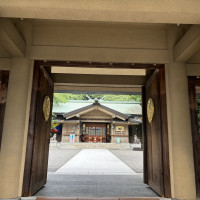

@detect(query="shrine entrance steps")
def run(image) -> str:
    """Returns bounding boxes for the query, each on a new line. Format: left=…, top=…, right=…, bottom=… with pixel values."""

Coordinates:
left=50, top=142, right=142, bottom=150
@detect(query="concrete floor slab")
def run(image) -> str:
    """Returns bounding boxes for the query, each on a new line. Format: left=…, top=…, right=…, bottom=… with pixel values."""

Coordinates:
left=34, top=149, right=158, bottom=198
left=35, top=175, right=158, bottom=197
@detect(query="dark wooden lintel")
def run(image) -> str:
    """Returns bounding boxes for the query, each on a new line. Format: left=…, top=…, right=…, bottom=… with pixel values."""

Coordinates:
left=37, top=60, right=162, bottom=69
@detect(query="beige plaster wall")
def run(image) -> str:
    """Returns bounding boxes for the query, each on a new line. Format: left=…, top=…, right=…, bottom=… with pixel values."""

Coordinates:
left=0, top=57, right=33, bottom=198
left=111, top=125, right=129, bottom=143
left=0, top=46, right=11, bottom=58
left=166, top=63, right=196, bottom=199
left=29, top=21, right=169, bottom=63
left=187, top=50, right=200, bottom=64
left=0, top=58, right=11, bottom=70
left=111, top=136, right=129, bottom=143
left=62, top=123, right=79, bottom=142
left=33, top=21, right=167, bottom=49
left=1, top=20, right=171, bottom=64
left=187, top=64, right=200, bottom=76
left=1, top=1, right=200, bottom=24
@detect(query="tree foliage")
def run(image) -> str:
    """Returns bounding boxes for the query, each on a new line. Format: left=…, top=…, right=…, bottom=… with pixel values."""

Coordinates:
left=53, top=93, right=87, bottom=104
left=103, top=95, right=141, bottom=102
left=53, top=93, right=141, bottom=104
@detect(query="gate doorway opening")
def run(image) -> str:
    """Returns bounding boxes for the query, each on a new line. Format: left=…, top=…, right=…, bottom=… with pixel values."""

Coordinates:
left=39, top=91, right=151, bottom=198
left=22, top=61, right=171, bottom=198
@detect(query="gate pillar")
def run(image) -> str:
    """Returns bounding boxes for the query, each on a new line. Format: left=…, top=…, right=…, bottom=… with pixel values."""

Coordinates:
left=0, top=57, right=33, bottom=198
left=165, top=27, right=196, bottom=200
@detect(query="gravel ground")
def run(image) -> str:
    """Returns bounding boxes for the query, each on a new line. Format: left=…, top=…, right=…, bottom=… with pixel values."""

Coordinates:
left=48, top=149, right=81, bottom=172
left=110, top=150, right=143, bottom=173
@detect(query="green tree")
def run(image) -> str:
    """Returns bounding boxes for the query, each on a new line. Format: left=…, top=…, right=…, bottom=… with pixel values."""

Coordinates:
left=53, top=93, right=88, bottom=104
left=53, top=93, right=141, bottom=104
left=103, top=95, right=141, bottom=102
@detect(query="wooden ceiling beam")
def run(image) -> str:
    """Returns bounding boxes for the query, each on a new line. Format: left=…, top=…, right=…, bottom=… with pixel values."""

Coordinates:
left=30, top=46, right=168, bottom=64
left=52, top=73, right=147, bottom=86
left=54, top=84, right=141, bottom=94
left=174, top=25, right=200, bottom=62
left=0, top=20, right=26, bottom=57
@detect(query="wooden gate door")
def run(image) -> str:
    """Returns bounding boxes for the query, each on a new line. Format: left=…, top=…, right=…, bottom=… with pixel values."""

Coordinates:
left=188, top=77, right=200, bottom=198
left=143, top=69, right=171, bottom=197
left=0, top=71, right=9, bottom=149
left=22, top=64, right=54, bottom=196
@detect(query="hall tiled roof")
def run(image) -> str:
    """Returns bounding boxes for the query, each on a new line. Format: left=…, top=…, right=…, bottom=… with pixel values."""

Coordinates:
left=53, top=100, right=142, bottom=115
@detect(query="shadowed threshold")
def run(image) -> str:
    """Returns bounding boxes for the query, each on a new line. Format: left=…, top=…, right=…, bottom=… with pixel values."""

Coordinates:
left=35, top=150, right=158, bottom=198
left=34, top=174, right=158, bottom=197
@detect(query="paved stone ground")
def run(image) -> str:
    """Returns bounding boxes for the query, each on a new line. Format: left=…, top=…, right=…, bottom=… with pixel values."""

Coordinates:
left=110, top=150, right=143, bottom=173
left=48, top=149, right=143, bottom=173
left=35, top=174, right=158, bottom=197
left=34, top=148, right=158, bottom=197
left=55, top=149, right=137, bottom=175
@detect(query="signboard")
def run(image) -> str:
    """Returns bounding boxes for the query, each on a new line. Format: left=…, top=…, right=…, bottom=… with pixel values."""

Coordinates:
left=115, top=126, right=125, bottom=135
left=115, top=126, right=124, bottom=131
left=70, top=134, right=75, bottom=143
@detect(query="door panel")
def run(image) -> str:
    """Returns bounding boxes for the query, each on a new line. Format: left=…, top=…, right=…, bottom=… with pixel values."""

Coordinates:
left=188, top=77, right=200, bottom=198
left=22, top=64, right=54, bottom=196
left=0, top=71, right=9, bottom=149
left=145, top=70, right=164, bottom=196
left=84, top=123, right=106, bottom=143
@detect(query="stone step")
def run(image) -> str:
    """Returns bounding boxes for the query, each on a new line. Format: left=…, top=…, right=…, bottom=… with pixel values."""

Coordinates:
left=50, top=142, right=142, bottom=150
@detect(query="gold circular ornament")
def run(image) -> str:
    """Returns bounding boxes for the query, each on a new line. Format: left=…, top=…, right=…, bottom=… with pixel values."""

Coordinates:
left=43, top=96, right=51, bottom=122
left=147, top=98, right=154, bottom=123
